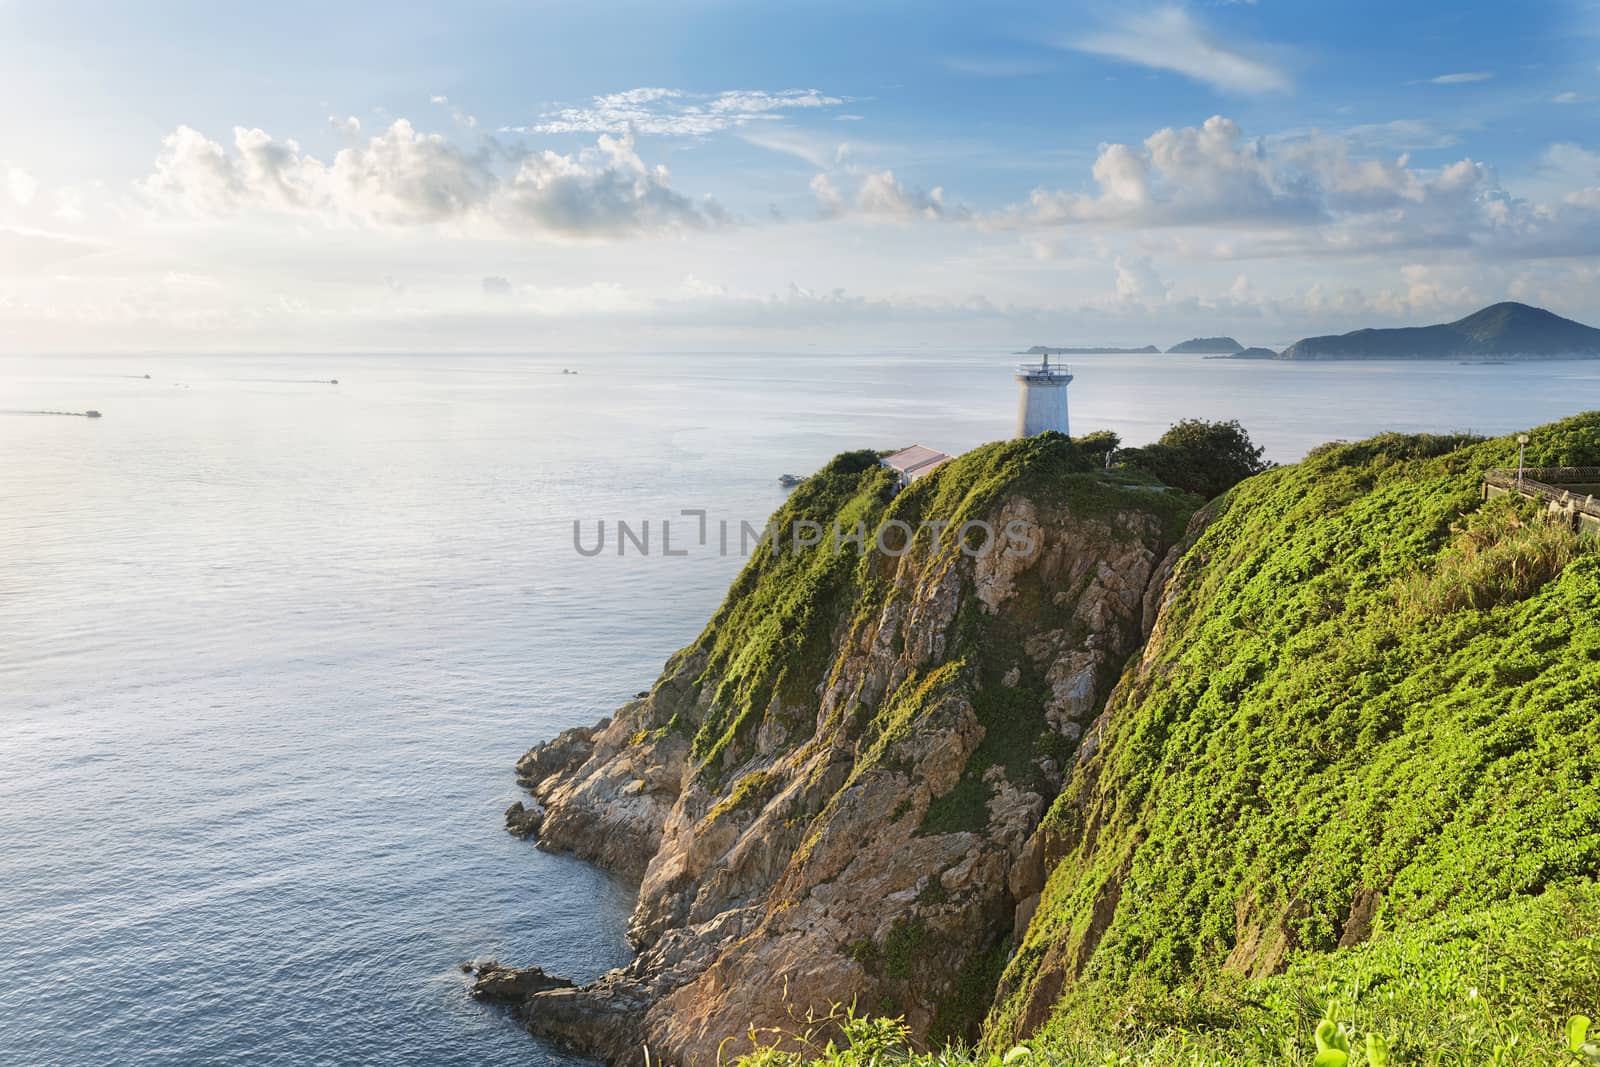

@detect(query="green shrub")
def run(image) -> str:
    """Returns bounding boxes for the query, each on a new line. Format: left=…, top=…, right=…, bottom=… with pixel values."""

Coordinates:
left=1119, top=418, right=1272, bottom=499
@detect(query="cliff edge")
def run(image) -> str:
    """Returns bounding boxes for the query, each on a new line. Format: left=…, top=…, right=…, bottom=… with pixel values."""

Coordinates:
left=494, top=437, right=1198, bottom=1064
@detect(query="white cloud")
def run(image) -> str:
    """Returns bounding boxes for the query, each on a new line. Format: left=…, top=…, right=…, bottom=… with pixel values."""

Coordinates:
left=1429, top=71, right=1493, bottom=84
left=983, top=115, right=1600, bottom=262
left=7, top=166, right=39, bottom=207
left=992, top=116, right=1319, bottom=228
left=1113, top=255, right=1170, bottom=303
left=139, top=121, right=722, bottom=237
left=1553, top=91, right=1591, bottom=104
left=1069, top=7, right=1291, bottom=95
left=1536, top=142, right=1600, bottom=194
left=854, top=170, right=962, bottom=220
left=809, top=173, right=845, bottom=216
left=741, top=127, right=848, bottom=169
left=518, top=87, right=847, bottom=137
left=707, top=89, right=841, bottom=114
left=812, top=168, right=967, bottom=221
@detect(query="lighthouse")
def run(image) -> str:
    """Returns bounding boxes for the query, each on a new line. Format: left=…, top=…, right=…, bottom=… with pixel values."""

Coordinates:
left=1015, top=351, right=1073, bottom=437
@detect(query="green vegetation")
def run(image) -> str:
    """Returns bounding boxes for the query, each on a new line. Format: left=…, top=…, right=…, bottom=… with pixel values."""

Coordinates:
left=1400, top=493, right=1591, bottom=615
left=1074, top=430, right=1121, bottom=467
left=988, top=414, right=1600, bottom=1052
left=674, top=448, right=896, bottom=779
left=1118, top=418, right=1273, bottom=499
left=715, top=413, right=1600, bottom=1066
left=662, top=434, right=1197, bottom=789
left=1280, top=301, right=1600, bottom=361
left=731, top=881, right=1600, bottom=1065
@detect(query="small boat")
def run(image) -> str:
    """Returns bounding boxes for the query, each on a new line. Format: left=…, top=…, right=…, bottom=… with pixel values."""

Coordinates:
left=778, top=474, right=802, bottom=488
left=84, top=410, right=102, bottom=418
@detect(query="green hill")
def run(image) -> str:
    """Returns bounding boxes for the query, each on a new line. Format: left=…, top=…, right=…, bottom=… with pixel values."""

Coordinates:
left=1167, top=336, right=1244, bottom=354
left=726, top=412, right=1600, bottom=1066
left=1280, top=302, right=1600, bottom=360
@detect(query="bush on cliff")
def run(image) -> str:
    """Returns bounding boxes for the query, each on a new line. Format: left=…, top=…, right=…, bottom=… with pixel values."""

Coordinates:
left=1120, top=418, right=1272, bottom=499
left=1073, top=430, right=1120, bottom=468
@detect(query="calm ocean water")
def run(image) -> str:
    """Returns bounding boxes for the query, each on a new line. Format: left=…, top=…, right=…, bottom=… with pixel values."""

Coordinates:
left=2, top=349, right=1597, bottom=1065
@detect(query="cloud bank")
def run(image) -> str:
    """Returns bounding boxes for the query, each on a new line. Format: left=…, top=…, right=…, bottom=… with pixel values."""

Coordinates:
left=140, top=121, right=722, bottom=237
left=986, top=115, right=1600, bottom=261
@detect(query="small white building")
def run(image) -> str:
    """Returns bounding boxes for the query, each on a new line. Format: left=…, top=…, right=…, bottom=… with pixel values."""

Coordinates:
left=1015, top=352, right=1073, bottom=437
left=882, top=444, right=952, bottom=489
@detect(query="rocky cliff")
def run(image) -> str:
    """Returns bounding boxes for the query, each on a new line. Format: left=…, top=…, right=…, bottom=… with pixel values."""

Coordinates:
left=491, top=437, right=1198, bottom=1065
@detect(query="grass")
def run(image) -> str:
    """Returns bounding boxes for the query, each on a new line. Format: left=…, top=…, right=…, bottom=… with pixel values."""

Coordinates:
left=985, top=415, right=1600, bottom=1051
left=729, top=881, right=1600, bottom=1065
left=662, top=416, right=1600, bottom=1066
left=1399, top=493, right=1591, bottom=615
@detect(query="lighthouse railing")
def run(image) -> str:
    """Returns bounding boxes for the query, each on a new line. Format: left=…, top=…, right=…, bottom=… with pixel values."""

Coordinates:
left=1016, top=362, right=1073, bottom=379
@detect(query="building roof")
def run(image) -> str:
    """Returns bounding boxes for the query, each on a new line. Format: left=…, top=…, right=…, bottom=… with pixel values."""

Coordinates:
left=882, top=444, right=952, bottom=481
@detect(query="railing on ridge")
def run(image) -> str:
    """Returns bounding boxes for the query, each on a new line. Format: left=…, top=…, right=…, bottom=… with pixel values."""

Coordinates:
left=1484, top=467, right=1600, bottom=520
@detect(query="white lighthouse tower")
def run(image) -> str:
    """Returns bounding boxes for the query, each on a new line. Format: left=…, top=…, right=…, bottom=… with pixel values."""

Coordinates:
left=1015, top=351, right=1073, bottom=437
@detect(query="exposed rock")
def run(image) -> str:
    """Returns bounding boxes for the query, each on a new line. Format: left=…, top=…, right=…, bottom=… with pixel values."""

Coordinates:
left=470, top=962, right=575, bottom=1004
left=487, top=447, right=1192, bottom=1065
left=517, top=721, right=606, bottom=787
left=504, top=801, right=543, bottom=839
left=1337, top=888, right=1382, bottom=949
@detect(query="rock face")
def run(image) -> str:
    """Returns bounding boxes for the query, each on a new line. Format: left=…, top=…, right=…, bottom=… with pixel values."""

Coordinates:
left=492, top=441, right=1194, bottom=1066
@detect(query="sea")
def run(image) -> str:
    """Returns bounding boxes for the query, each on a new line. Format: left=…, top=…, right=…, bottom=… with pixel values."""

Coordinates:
left=2, top=349, right=1597, bottom=1065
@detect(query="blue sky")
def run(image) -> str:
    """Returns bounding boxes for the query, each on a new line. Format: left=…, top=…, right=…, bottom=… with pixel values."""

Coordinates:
left=4, top=0, right=1600, bottom=350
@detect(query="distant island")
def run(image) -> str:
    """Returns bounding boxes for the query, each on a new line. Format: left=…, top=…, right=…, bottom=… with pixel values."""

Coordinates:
left=1018, top=344, right=1160, bottom=355
left=1021, top=302, right=1600, bottom=361
left=1262, top=301, right=1600, bottom=361
left=1167, top=336, right=1243, bottom=354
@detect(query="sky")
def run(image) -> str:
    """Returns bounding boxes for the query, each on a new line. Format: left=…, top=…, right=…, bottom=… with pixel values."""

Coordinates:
left=4, top=0, right=1600, bottom=352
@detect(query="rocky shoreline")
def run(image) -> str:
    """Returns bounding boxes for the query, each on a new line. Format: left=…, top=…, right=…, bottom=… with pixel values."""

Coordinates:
left=477, top=443, right=1200, bottom=1065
